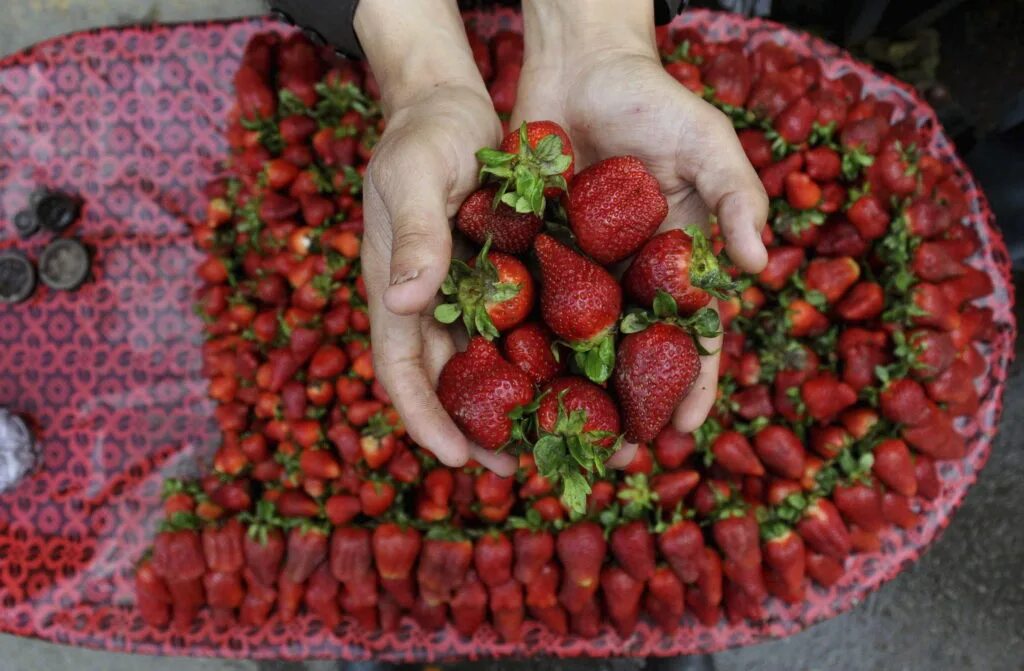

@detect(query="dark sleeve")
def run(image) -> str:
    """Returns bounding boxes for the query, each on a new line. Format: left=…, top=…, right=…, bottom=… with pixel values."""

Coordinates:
left=268, top=0, right=688, bottom=60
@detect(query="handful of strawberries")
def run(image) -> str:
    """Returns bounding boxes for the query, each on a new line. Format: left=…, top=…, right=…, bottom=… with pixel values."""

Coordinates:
left=134, top=23, right=1000, bottom=646
left=435, top=119, right=732, bottom=513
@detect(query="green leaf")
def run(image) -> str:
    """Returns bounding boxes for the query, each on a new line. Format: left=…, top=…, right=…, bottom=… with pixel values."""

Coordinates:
left=561, top=470, right=591, bottom=516
left=533, top=435, right=565, bottom=476
left=580, top=337, right=615, bottom=384
left=476, top=147, right=516, bottom=166
left=653, top=290, right=679, bottom=319
left=620, top=312, right=651, bottom=334
left=684, top=307, right=723, bottom=340
left=533, top=134, right=562, bottom=162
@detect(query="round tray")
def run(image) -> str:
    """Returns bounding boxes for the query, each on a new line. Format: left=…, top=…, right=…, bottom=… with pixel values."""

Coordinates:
left=0, top=10, right=1015, bottom=661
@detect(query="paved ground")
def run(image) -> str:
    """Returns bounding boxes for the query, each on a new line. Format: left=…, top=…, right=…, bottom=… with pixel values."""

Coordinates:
left=1, top=3, right=1022, bottom=670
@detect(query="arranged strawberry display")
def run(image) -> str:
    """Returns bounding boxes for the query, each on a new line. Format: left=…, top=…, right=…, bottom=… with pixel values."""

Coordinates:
left=134, top=25, right=1000, bottom=644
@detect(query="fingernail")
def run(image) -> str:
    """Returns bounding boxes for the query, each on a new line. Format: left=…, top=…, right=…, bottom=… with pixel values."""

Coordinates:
left=390, top=269, right=419, bottom=286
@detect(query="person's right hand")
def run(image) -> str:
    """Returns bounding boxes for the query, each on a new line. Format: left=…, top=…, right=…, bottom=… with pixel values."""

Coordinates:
left=362, top=86, right=522, bottom=477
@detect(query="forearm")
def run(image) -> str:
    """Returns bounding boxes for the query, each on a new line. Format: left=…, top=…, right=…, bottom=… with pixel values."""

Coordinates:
left=521, top=0, right=658, bottom=70
left=355, top=0, right=486, bottom=115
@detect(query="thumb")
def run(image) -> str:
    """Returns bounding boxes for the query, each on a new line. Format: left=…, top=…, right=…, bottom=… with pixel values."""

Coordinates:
left=368, top=152, right=454, bottom=316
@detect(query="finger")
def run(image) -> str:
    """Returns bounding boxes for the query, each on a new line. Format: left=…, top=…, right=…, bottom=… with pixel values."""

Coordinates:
left=687, top=105, right=770, bottom=274
left=421, top=314, right=457, bottom=386
left=672, top=300, right=724, bottom=433
left=606, top=441, right=639, bottom=469
left=369, top=300, right=471, bottom=469
left=367, top=149, right=454, bottom=316
left=470, top=446, right=519, bottom=478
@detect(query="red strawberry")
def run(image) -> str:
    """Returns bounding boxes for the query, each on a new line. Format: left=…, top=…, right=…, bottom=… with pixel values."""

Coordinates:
left=657, top=519, right=705, bottom=584
left=614, top=322, right=701, bottom=443
left=610, top=520, right=656, bottom=582
left=712, top=431, right=765, bottom=477
left=905, top=197, right=951, bottom=239
left=526, top=563, right=568, bottom=635
left=645, top=565, right=685, bottom=632
left=703, top=49, right=752, bottom=107
left=304, top=563, right=341, bottom=630
left=795, top=499, right=851, bottom=561
left=804, top=146, right=841, bottom=182
left=732, top=384, right=775, bottom=420
left=623, top=227, right=734, bottom=313
left=534, top=234, right=622, bottom=382
left=759, top=152, right=804, bottom=198
left=832, top=481, right=884, bottom=532
left=417, top=532, right=473, bottom=606
left=455, top=185, right=543, bottom=255
left=847, top=194, right=890, bottom=241
left=879, top=378, right=930, bottom=425
left=915, top=456, right=942, bottom=500
left=503, top=322, right=565, bottom=385
left=474, top=533, right=513, bottom=588
left=940, top=266, right=994, bottom=308
left=872, top=438, right=918, bottom=496
left=135, top=558, right=171, bottom=628
left=359, top=479, right=396, bottom=516
left=910, top=283, right=960, bottom=332
left=478, top=121, right=574, bottom=214
left=653, top=426, right=697, bottom=470
left=836, top=281, right=884, bottom=321
left=753, top=425, right=806, bottom=479
left=775, top=97, right=816, bottom=144
left=911, top=241, right=965, bottom=283
left=601, top=566, right=644, bottom=636
left=556, top=522, right=605, bottom=611
left=282, top=525, right=328, bottom=584
left=786, top=298, right=829, bottom=337
left=566, top=156, right=669, bottom=265
left=328, top=526, right=372, bottom=586
left=805, top=256, right=860, bottom=304
left=757, top=246, right=805, bottom=291
left=801, top=375, right=857, bottom=423
left=489, top=578, right=525, bottom=642
left=739, top=129, right=773, bottom=168
left=435, top=241, right=534, bottom=339
left=513, top=528, right=555, bottom=584
left=785, top=172, right=821, bottom=210
left=805, top=551, right=844, bottom=587
left=437, top=337, right=535, bottom=450
left=762, top=529, right=805, bottom=604
left=881, top=491, right=919, bottom=529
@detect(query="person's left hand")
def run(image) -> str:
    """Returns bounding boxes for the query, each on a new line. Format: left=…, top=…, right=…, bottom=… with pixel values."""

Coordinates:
left=514, top=3, right=769, bottom=454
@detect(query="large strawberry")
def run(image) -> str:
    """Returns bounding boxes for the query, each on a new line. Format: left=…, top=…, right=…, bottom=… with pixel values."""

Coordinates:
left=477, top=121, right=574, bottom=215
left=566, top=156, right=669, bottom=265
left=456, top=186, right=543, bottom=254
left=534, top=233, right=622, bottom=383
left=614, top=294, right=719, bottom=443
left=437, top=337, right=536, bottom=450
left=623, top=227, right=735, bottom=313
left=533, top=376, right=623, bottom=514
left=434, top=239, right=534, bottom=339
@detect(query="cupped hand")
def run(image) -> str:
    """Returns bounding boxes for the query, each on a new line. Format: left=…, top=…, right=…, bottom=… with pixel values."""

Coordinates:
left=362, top=85, right=519, bottom=477
left=513, top=42, right=769, bottom=443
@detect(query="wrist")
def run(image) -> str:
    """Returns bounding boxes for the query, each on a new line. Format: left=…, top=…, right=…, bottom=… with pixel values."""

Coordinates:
left=355, top=0, right=487, bottom=115
left=521, top=0, right=659, bottom=78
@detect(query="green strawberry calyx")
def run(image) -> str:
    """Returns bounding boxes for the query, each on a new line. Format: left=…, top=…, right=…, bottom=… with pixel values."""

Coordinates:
left=561, top=329, right=616, bottom=385
left=532, top=389, right=622, bottom=516
left=620, top=291, right=722, bottom=354
left=434, top=237, right=521, bottom=340
left=684, top=225, right=740, bottom=300
left=475, top=122, right=572, bottom=217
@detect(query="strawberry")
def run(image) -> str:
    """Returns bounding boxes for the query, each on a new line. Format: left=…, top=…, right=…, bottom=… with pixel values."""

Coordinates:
left=805, top=551, right=844, bottom=587
left=785, top=172, right=821, bottom=210
left=759, top=152, right=804, bottom=198
left=534, top=234, right=622, bottom=382
left=879, top=378, right=930, bottom=425
left=657, top=518, right=705, bottom=585
left=474, top=533, right=513, bottom=588
left=881, top=491, right=919, bottom=529
left=786, top=298, right=829, bottom=337
left=775, top=97, right=816, bottom=144
left=489, top=579, right=525, bottom=642
left=359, top=479, right=396, bottom=516
left=609, top=520, right=656, bottom=583
left=304, top=563, right=341, bottom=630
left=328, top=526, right=372, bottom=586
left=689, top=547, right=724, bottom=618
left=940, top=266, right=994, bottom=308
left=417, top=530, right=473, bottom=606
left=832, top=481, right=884, bottom=532
left=836, top=281, right=884, bottom=321
left=601, top=566, right=644, bottom=636
left=905, top=197, right=951, bottom=239
left=623, top=227, right=735, bottom=313
left=795, top=499, right=851, bottom=561
left=915, top=456, right=942, bottom=500
left=435, top=240, right=534, bottom=339
left=502, top=322, right=565, bottom=385
left=910, top=282, right=960, bottom=332
left=645, top=565, right=686, bottom=632
left=805, top=256, right=860, bottom=304
left=614, top=298, right=715, bottom=443
left=556, top=522, right=606, bottom=612
left=801, top=375, right=857, bottom=423
left=477, top=121, right=574, bottom=215
left=804, top=146, right=841, bottom=182
left=762, top=529, right=805, bottom=604
left=724, top=577, right=764, bottom=623
left=752, top=425, right=805, bottom=480
left=911, top=240, right=965, bottom=283
left=757, top=246, right=805, bottom=291
left=525, top=563, right=568, bottom=635
left=240, top=501, right=286, bottom=586
left=739, top=129, right=773, bottom=168
left=566, top=156, right=668, bottom=264
left=282, top=524, right=329, bottom=584
left=653, top=426, right=697, bottom=470
left=135, top=558, right=171, bottom=628
left=872, top=438, right=918, bottom=496
left=534, top=376, right=620, bottom=506
left=410, top=596, right=447, bottom=631
left=455, top=186, right=544, bottom=255
left=513, top=528, right=555, bottom=584
left=437, top=337, right=536, bottom=451
left=569, top=595, right=603, bottom=637
left=703, top=49, right=752, bottom=107
left=711, top=430, right=765, bottom=477
left=847, top=193, right=891, bottom=241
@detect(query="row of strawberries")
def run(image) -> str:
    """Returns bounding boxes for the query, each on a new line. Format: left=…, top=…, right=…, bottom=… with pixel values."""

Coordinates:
left=135, top=22, right=997, bottom=640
